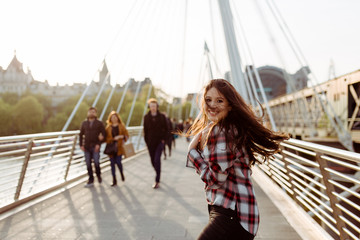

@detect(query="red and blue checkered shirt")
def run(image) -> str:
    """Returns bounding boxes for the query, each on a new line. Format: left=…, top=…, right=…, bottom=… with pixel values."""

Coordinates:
left=187, top=125, right=259, bottom=235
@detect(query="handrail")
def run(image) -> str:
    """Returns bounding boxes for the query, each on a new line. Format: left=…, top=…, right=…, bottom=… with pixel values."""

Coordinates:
left=1, top=130, right=359, bottom=239
left=286, top=138, right=360, bottom=163
left=0, top=131, right=79, bottom=143
left=0, top=127, right=145, bottom=214
left=257, top=138, right=360, bottom=240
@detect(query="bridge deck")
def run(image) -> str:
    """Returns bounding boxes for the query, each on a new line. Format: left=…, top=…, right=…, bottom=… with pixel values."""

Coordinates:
left=0, top=138, right=304, bottom=240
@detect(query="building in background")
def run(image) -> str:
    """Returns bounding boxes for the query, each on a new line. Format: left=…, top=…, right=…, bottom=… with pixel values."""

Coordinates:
left=0, top=52, right=34, bottom=95
left=0, top=53, right=150, bottom=107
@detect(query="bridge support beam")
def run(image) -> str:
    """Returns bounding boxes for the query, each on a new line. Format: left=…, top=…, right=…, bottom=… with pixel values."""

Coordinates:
left=316, top=153, right=350, bottom=240
left=15, top=139, right=33, bottom=201
left=218, top=0, right=248, bottom=102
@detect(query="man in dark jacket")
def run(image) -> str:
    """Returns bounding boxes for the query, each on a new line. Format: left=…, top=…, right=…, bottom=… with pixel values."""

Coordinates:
left=143, top=98, right=168, bottom=189
left=80, top=107, right=106, bottom=187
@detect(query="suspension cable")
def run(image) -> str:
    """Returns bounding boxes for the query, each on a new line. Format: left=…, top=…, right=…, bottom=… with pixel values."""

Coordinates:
left=61, top=0, right=144, bottom=131
left=116, top=79, right=131, bottom=113
left=251, top=0, right=315, bottom=134
left=99, top=81, right=117, bottom=120
left=136, top=83, right=153, bottom=150
left=106, top=0, right=164, bottom=119
left=126, top=81, right=142, bottom=127
left=266, top=0, right=353, bottom=150
left=231, top=0, right=276, bottom=129
left=92, top=70, right=111, bottom=108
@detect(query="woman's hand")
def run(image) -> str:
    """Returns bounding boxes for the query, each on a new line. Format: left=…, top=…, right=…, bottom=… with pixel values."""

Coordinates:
left=94, top=144, right=100, bottom=152
left=114, top=135, right=124, bottom=141
left=188, top=132, right=202, bottom=152
left=188, top=124, right=212, bottom=152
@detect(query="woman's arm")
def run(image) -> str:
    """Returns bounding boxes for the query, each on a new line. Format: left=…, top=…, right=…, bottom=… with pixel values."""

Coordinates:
left=187, top=129, right=233, bottom=189
left=117, top=124, right=130, bottom=142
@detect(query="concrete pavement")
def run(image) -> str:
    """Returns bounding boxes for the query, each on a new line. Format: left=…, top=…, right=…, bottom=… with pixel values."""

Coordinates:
left=0, top=138, right=304, bottom=240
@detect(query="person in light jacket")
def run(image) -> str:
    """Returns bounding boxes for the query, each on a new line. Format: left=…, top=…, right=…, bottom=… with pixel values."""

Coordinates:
left=105, top=111, right=129, bottom=186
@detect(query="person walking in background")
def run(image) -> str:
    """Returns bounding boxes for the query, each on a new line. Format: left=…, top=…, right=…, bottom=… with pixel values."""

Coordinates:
left=162, top=113, right=173, bottom=160
left=176, top=119, right=184, bottom=133
left=80, top=107, right=106, bottom=188
left=105, top=111, right=129, bottom=186
left=186, top=79, right=288, bottom=239
left=184, top=118, right=192, bottom=142
left=171, top=118, right=177, bottom=148
left=144, top=98, right=168, bottom=189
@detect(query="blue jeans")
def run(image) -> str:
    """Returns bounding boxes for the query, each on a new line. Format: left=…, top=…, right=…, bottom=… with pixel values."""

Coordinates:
left=110, top=155, right=123, bottom=177
left=84, top=147, right=101, bottom=183
left=148, top=142, right=164, bottom=183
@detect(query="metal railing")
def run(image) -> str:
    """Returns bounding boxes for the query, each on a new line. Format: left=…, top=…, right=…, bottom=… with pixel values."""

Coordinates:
left=0, top=127, right=145, bottom=214
left=257, top=138, right=360, bottom=240
left=1, top=128, right=359, bottom=239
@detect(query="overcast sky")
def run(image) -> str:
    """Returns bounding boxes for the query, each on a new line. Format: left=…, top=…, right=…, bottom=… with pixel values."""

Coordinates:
left=1, top=0, right=359, bottom=97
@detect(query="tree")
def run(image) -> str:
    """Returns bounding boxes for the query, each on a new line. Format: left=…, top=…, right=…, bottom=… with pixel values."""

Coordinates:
left=182, top=101, right=192, bottom=121
left=138, top=83, right=156, bottom=103
left=45, top=113, right=68, bottom=132
left=66, top=102, right=90, bottom=130
left=0, top=99, right=13, bottom=136
left=171, top=105, right=182, bottom=121
left=23, top=92, right=53, bottom=124
left=12, top=96, right=44, bottom=134
left=0, top=92, right=20, bottom=105
left=34, top=94, right=53, bottom=123
left=124, top=101, right=145, bottom=126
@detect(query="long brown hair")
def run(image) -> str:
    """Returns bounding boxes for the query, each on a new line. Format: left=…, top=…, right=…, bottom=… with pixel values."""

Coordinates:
left=187, top=79, right=289, bottom=165
left=106, top=111, right=124, bottom=127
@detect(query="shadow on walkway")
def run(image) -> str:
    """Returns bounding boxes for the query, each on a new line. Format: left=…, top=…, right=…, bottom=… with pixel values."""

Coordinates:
left=0, top=138, right=302, bottom=240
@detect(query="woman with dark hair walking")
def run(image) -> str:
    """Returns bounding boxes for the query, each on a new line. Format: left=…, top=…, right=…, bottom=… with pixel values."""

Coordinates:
left=186, top=79, right=289, bottom=239
left=105, top=111, right=129, bottom=186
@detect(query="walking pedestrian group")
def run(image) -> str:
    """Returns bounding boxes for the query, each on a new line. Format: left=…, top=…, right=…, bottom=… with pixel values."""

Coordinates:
left=79, top=79, right=288, bottom=239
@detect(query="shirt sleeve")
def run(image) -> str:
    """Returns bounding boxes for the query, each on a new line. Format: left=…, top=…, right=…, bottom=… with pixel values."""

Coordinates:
left=143, top=116, right=148, bottom=144
left=161, top=114, right=168, bottom=141
left=96, top=121, right=106, bottom=145
left=121, top=124, right=130, bottom=142
left=100, top=122, right=106, bottom=144
left=105, top=126, right=113, bottom=143
left=187, top=129, right=233, bottom=189
left=79, top=122, right=85, bottom=147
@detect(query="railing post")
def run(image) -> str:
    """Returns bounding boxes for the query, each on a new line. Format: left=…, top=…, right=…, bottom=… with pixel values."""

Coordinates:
left=15, top=139, right=34, bottom=201
left=316, top=152, right=349, bottom=240
left=136, top=129, right=143, bottom=151
left=64, top=135, right=78, bottom=181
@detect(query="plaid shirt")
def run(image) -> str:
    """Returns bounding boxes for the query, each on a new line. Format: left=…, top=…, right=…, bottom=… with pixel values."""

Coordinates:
left=187, top=125, right=259, bottom=235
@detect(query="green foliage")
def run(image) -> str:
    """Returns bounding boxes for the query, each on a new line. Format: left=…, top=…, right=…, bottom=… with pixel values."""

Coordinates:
left=139, top=83, right=156, bottom=103
left=68, top=102, right=90, bottom=130
left=0, top=99, right=13, bottom=136
left=0, top=84, right=195, bottom=136
left=93, top=89, right=111, bottom=111
left=12, top=96, right=44, bottom=134
left=182, top=101, right=192, bottom=120
left=123, top=101, right=145, bottom=126
left=159, top=101, right=169, bottom=114
left=45, top=113, right=68, bottom=132
left=171, top=105, right=182, bottom=121
left=24, top=92, right=54, bottom=123
left=0, top=92, right=20, bottom=105
left=56, top=95, right=82, bottom=114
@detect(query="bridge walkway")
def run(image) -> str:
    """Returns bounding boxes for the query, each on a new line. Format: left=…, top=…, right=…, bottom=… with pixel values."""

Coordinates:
left=0, top=138, right=316, bottom=239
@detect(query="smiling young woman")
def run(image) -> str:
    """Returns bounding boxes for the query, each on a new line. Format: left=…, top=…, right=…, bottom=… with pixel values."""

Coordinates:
left=186, top=79, right=289, bottom=240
